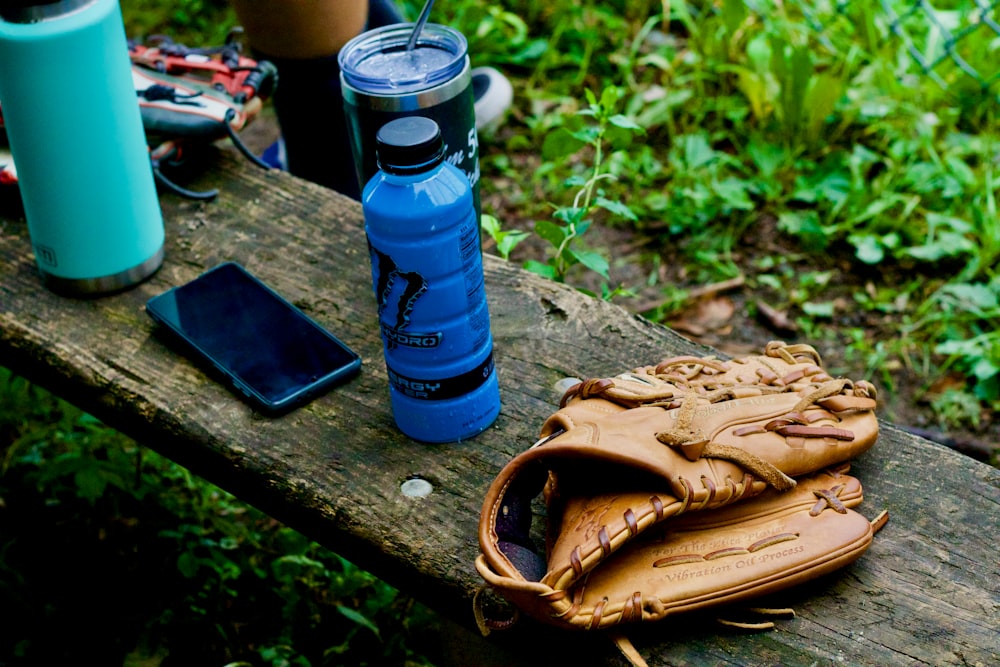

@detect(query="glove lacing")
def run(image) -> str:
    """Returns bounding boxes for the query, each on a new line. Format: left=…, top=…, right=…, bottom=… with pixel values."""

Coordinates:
left=654, top=391, right=798, bottom=490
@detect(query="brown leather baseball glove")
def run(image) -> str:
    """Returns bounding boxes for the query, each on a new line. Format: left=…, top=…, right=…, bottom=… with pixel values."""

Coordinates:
left=475, top=342, right=885, bottom=662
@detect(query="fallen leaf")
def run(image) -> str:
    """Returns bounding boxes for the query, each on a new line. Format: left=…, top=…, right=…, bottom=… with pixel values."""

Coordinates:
left=671, top=296, right=735, bottom=336
left=756, top=300, right=798, bottom=334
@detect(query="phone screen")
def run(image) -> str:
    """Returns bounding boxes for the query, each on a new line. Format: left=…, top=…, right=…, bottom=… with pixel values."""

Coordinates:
left=146, top=262, right=361, bottom=414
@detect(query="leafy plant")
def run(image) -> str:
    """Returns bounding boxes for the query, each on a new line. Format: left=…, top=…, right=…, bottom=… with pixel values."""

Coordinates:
left=484, top=85, right=643, bottom=296
left=481, top=214, right=529, bottom=260
left=931, top=281, right=1000, bottom=403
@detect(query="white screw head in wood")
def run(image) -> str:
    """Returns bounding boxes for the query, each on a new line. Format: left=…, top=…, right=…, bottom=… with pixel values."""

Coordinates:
left=400, top=477, right=434, bottom=498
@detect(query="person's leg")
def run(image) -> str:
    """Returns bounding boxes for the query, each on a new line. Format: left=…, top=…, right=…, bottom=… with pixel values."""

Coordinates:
left=232, top=0, right=403, bottom=198
left=231, top=0, right=369, bottom=59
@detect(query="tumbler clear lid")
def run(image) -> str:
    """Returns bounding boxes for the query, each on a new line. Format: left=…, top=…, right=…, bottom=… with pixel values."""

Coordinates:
left=339, top=23, right=468, bottom=94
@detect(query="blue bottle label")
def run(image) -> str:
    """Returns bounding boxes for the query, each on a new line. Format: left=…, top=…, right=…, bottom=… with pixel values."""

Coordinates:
left=370, top=243, right=436, bottom=349
left=368, top=216, right=490, bottom=354
left=380, top=323, right=442, bottom=349
left=387, top=352, right=495, bottom=400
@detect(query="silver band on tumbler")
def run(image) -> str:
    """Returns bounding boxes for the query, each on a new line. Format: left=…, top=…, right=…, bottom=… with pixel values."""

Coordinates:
left=40, top=245, right=164, bottom=297
left=342, top=61, right=471, bottom=113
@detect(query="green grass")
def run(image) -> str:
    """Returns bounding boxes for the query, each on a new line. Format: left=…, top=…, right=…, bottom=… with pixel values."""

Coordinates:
left=3, top=0, right=999, bottom=664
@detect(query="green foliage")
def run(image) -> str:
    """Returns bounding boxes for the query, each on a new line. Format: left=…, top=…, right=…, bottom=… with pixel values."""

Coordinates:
left=931, top=281, right=1000, bottom=403
left=0, top=368, right=440, bottom=665
left=484, top=85, right=642, bottom=297
left=475, top=0, right=1000, bottom=432
left=481, top=214, right=528, bottom=260
left=120, top=0, right=236, bottom=45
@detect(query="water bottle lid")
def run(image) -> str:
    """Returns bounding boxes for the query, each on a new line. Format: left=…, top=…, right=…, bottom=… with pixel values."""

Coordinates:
left=375, top=116, right=445, bottom=175
left=0, top=0, right=92, bottom=23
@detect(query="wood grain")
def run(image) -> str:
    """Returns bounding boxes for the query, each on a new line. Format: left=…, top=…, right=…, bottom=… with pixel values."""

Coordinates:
left=0, top=151, right=996, bottom=666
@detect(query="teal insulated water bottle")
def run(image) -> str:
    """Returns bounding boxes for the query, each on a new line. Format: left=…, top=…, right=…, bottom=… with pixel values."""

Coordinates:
left=362, top=116, right=500, bottom=443
left=0, top=0, right=164, bottom=296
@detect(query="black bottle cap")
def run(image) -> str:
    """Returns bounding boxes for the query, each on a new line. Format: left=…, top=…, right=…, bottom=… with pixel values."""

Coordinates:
left=375, top=116, right=445, bottom=175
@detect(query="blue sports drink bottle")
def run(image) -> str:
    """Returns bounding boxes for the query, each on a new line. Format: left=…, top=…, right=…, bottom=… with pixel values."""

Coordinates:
left=362, top=116, right=500, bottom=443
left=0, top=0, right=164, bottom=296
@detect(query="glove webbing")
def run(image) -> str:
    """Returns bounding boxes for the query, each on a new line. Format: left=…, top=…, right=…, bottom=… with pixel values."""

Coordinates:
left=652, top=380, right=857, bottom=490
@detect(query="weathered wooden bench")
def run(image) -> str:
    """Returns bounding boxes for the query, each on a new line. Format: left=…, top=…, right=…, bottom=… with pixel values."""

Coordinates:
left=1, top=151, right=996, bottom=666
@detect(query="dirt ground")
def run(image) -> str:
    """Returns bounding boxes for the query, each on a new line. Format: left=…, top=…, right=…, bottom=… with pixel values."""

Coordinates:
left=234, top=104, right=998, bottom=467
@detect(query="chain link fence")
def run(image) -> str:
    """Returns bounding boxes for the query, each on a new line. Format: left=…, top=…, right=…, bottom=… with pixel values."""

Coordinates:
left=742, top=0, right=1000, bottom=92
left=882, top=0, right=1000, bottom=90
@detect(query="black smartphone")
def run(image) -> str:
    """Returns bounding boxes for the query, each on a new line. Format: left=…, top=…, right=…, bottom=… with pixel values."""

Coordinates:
left=146, top=262, right=361, bottom=415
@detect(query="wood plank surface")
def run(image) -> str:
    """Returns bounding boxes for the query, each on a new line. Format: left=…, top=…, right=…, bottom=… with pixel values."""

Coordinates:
left=0, top=152, right=996, bottom=666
